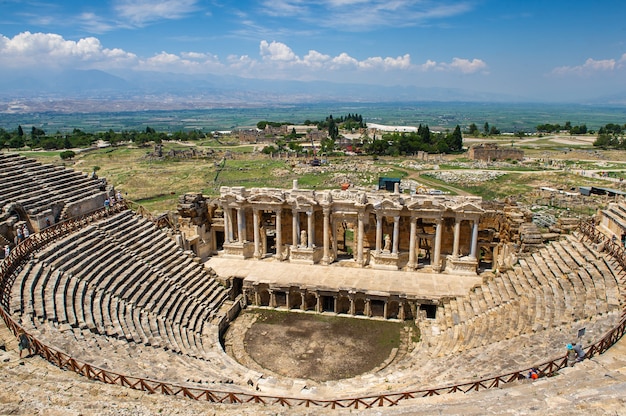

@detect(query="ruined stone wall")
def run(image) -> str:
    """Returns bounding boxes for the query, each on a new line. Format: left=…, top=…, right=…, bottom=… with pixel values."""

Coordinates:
left=468, top=145, right=524, bottom=161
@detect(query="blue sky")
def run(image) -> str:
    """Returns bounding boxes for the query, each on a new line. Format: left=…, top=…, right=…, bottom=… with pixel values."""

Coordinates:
left=1, top=0, right=626, bottom=102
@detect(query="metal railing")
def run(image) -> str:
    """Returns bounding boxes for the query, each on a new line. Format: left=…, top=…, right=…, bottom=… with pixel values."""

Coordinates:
left=0, top=214, right=624, bottom=409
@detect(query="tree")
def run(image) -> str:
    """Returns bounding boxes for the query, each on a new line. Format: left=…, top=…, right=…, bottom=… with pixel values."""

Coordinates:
left=483, top=122, right=490, bottom=136
left=489, top=125, right=500, bottom=135
left=59, top=150, right=76, bottom=160
left=448, top=125, right=463, bottom=152
left=17, top=125, right=23, bottom=137
left=467, top=123, right=480, bottom=137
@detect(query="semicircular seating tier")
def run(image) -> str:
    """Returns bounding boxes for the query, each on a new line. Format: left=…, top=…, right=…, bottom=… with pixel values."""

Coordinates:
left=7, top=210, right=259, bottom=388
left=5, top=207, right=624, bottom=398
left=0, top=152, right=107, bottom=225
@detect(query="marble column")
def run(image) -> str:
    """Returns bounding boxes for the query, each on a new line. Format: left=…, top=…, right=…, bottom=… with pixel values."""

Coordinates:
left=300, top=289, right=307, bottom=310
left=357, top=211, right=364, bottom=265
left=224, top=207, right=232, bottom=243
left=275, top=209, right=283, bottom=260
left=236, top=207, right=244, bottom=243
left=392, top=215, right=400, bottom=255
left=253, top=209, right=260, bottom=258
left=452, top=218, right=461, bottom=257
left=292, top=208, right=299, bottom=247
left=322, top=208, right=330, bottom=265
left=307, top=211, right=314, bottom=248
left=470, top=219, right=479, bottom=259
left=269, top=289, right=275, bottom=308
left=408, top=217, right=417, bottom=270
left=376, top=214, right=383, bottom=253
left=433, top=218, right=443, bottom=271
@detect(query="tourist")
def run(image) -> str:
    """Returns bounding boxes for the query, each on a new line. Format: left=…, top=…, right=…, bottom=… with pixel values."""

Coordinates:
left=566, top=343, right=577, bottom=366
left=104, top=198, right=110, bottom=212
left=116, top=191, right=123, bottom=201
left=3, top=245, right=9, bottom=259
left=16, top=226, right=23, bottom=244
left=22, top=225, right=29, bottom=239
left=527, top=368, right=539, bottom=380
left=572, top=342, right=586, bottom=362
left=45, top=218, right=51, bottom=228
left=18, top=330, right=32, bottom=358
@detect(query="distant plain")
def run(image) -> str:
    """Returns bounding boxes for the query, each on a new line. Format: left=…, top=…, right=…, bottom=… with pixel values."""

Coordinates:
left=2, top=102, right=626, bottom=133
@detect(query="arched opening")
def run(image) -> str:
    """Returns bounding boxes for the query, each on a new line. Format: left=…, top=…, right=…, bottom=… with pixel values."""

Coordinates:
left=275, top=291, right=287, bottom=308
left=354, top=298, right=366, bottom=316
left=304, top=292, right=317, bottom=311
left=420, top=304, right=437, bottom=319
left=259, top=289, right=270, bottom=306
left=370, top=299, right=385, bottom=318
left=403, top=301, right=414, bottom=320
left=387, top=300, right=400, bottom=319
left=289, top=291, right=302, bottom=310
left=321, top=295, right=335, bottom=312
left=336, top=296, right=350, bottom=314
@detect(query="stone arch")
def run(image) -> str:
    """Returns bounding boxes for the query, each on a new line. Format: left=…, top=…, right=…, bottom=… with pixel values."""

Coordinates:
left=336, top=296, right=350, bottom=314
left=275, top=291, right=287, bottom=308
left=304, top=292, right=317, bottom=311
left=387, top=300, right=400, bottom=319
left=370, top=299, right=385, bottom=318
left=354, top=297, right=366, bottom=315
left=259, top=289, right=270, bottom=306
left=289, top=291, right=302, bottom=309
left=403, top=301, right=415, bottom=320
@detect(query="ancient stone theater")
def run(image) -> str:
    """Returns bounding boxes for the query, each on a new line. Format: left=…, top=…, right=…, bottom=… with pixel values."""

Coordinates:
left=1, top=152, right=625, bottom=412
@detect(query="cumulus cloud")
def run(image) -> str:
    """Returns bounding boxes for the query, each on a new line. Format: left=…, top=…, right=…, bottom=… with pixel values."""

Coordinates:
left=258, top=40, right=415, bottom=72
left=0, top=32, right=137, bottom=68
left=259, top=40, right=298, bottom=62
left=114, top=0, right=199, bottom=25
left=0, top=32, right=487, bottom=83
left=445, top=57, right=488, bottom=74
left=552, top=57, right=619, bottom=76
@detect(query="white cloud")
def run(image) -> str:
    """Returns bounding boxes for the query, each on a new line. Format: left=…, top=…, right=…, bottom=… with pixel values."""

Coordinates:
left=0, top=32, right=137, bottom=68
left=259, top=40, right=297, bottom=62
left=0, top=32, right=487, bottom=83
left=114, top=0, right=199, bottom=25
left=445, top=57, right=488, bottom=74
left=552, top=57, right=618, bottom=76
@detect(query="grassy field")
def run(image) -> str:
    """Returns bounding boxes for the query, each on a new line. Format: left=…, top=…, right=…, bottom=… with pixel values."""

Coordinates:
left=18, top=134, right=626, bottom=214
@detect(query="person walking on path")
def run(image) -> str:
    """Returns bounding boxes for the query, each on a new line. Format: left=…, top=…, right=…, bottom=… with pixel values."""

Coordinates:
left=18, top=330, right=32, bottom=358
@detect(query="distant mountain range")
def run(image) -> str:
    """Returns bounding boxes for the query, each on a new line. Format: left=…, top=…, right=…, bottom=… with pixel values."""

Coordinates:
left=0, top=68, right=624, bottom=113
left=0, top=68, right=525, bottom=113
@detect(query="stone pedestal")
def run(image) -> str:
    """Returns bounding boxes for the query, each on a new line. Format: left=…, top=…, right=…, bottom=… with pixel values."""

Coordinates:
left=289, top=246, right=323, bottom=265
left=222, top=241, right=254, bottom=259
left=370, top=251, right=408, bottom=270
left=445, top=255, right=478, bottom=275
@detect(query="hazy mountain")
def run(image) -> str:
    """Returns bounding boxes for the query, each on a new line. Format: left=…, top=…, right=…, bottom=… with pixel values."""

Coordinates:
left=0, top=68, right=522, bottom=108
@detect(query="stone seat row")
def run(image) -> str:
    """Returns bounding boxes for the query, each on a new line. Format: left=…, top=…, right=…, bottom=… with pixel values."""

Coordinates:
left=0, top=155, right=103, bottom=214
left=392, top=312, right=621, bottom=392
left=10, top=212, right=229, bottom=358
left=12, top=260, right=207, bottom=359
left=426, top=235, right=623, bottom=357
left=15, top=314, right=247, bottom=387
